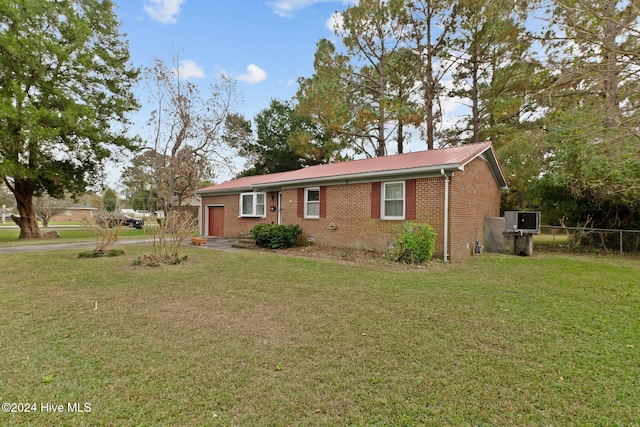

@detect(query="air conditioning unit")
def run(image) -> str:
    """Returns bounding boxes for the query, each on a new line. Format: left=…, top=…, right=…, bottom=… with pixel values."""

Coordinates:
left=504, top=211, right=540, bottom=234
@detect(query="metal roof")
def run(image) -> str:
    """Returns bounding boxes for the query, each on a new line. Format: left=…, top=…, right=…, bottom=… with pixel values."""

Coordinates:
left=196, top=142, right=508, bottom=194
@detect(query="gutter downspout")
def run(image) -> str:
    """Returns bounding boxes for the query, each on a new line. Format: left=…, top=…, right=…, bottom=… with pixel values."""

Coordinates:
left=196, top=194, right=203, bottom=236
left=441, top=169, right=450, bottom=263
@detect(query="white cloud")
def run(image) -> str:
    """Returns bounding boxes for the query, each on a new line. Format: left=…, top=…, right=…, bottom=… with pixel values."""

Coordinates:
left=325, top=11, right=343, bottom=32
left=171, top=60, right=205, bottom=80
left=271, top=0, right=354, bottom=19
left=143, top=0, right=185, bottom=24
left=236, top=64, right=267, bottom=85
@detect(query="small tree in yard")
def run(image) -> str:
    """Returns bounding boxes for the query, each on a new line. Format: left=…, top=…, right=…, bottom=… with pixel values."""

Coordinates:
left=145, top=54, right=238, bottom=213
left=137, top=210, right=196, bottom=266
left=80, top=213, right=126, bottom=257
left=34, top=193, right=70, bottom=228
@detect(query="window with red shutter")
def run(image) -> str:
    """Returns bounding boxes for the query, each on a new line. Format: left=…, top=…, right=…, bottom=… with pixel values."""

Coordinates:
left=371, top=182, right=381, bottom=218
left=304, top=188, right=320, bottom=218
left=297, top=188, right=304, bottom=218
left=406, top=179, right=416, bottom=220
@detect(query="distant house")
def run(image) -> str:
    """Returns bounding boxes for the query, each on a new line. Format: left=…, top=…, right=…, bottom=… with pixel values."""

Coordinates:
left=172, top=194, right=200, bottom=220
left=195, top=142, right=508, bottom=262
left=50, top=205, right=98, bottom=222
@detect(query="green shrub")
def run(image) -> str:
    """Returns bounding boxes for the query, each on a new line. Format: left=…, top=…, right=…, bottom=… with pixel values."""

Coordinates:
left=252, top=224, right=302, bottom=249
left=78, top=249, right=125, bottom=258
left=132, top=254, right=188, bottom=267
left=390, top=222, right=437, bottom=264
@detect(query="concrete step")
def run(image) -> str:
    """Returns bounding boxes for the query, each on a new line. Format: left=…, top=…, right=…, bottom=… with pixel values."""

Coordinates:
left=231, top=241, right=256, bottom=249
left=230, top=238, right=256, bottom=249
left=237, top=238, right=256, bottom=244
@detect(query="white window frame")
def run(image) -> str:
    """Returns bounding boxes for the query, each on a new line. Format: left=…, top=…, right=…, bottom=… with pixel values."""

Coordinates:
left=239, top=192, right=266, bottom=218
left=381, top=181, right=405, bottom=220
left=304, top=187, right=320, bottom=219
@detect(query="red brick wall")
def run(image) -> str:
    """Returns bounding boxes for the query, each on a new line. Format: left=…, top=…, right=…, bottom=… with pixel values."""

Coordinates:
left=201, top=181, right=448, bottom=257
left=282, top=183, right=400, bottom=250
left=283, top=179, right=450, bottom=256
left=448, top=157, right=501, bottom=261
left=200, top=191, right=279, bottom=237
left=199, top=159, right=501, bottom=261
left=415, top=177, right=446, bottom=258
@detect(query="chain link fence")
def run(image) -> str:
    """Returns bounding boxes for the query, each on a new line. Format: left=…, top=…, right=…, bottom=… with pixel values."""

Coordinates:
left=539, top=225, right=640, bottom=254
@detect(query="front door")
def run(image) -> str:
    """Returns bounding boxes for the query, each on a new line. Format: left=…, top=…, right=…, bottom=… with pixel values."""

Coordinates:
left=207, top=206, right=224, bottom=237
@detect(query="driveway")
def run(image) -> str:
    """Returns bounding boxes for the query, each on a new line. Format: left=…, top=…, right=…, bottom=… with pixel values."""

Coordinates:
left=193, top=238, right=247, bottom=252
left=0, top=238, right=245, bottom=254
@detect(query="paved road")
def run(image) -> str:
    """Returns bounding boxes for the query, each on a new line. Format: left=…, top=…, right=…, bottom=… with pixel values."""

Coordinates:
left=0, top=238, right=244, bottom=254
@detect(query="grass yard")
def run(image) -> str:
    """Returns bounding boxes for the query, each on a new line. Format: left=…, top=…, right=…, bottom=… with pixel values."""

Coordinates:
left=534, top=232, right=570, bottom=247
left=0, top=246, right=638, bottom=426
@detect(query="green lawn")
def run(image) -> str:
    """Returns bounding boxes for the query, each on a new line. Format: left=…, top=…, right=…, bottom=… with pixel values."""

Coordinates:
left=0, top=246, right=638, bottom=426
left=534, top=232, right=570, bottom=246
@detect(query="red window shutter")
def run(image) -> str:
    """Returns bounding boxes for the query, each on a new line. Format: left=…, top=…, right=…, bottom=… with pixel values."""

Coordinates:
left=371, top=182, right=381, bottom=218
left=406, top=179, right=416, bottom=219
left=297, top=188, right=304, bottom=218
left=320, top=186, right=327, bottom=218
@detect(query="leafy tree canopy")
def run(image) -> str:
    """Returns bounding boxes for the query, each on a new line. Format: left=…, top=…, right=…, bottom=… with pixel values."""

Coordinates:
left=293, top=0, right=640, bottom=230
left=0, top=0, right=139, bottom=238
left=229, top=99, right=337, bottom=176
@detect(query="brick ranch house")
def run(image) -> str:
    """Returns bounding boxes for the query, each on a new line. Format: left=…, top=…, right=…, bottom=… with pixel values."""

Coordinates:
left=50, top=205, right=97, bottom=222
left=195, top=142, right=508, bottom=262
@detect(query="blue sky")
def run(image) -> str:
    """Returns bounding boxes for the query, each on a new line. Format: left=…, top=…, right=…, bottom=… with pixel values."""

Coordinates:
left=107, top=0, right=356, bottom=185
left=114, top=0, right=353, bottom=128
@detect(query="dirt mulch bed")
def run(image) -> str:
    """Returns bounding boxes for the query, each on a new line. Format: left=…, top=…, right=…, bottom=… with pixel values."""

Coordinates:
left=269, top=244, right=449, bottom=271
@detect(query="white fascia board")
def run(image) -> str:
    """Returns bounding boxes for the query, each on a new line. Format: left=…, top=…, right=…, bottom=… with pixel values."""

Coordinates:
left=252, top=164, right=463, bottom=191
left=466, top=147, right=509, bottom=190
left=194, top=186, right=254, bottom=196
